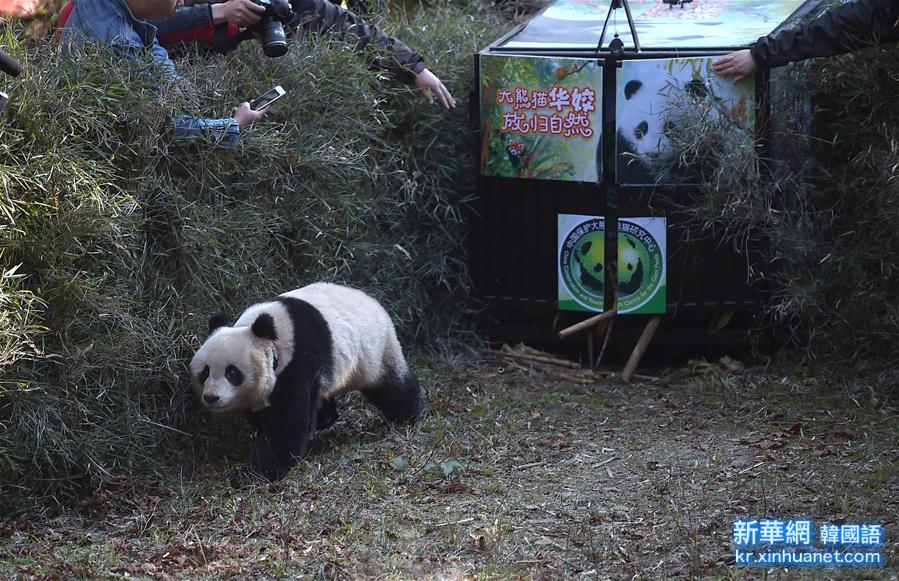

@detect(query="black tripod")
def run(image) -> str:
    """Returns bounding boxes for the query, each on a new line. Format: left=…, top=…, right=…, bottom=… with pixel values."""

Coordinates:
left=596, top=0, right=641, bottom=55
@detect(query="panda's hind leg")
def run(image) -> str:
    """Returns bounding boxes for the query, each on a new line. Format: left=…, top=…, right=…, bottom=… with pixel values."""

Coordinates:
left=363, top=369, right=424, bottom=424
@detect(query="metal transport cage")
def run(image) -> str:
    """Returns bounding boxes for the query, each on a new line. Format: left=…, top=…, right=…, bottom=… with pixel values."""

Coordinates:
left=470, top=0, right=824, bottom=347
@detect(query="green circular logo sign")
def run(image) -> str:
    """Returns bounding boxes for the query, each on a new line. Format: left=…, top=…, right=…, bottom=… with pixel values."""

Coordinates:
left=559, top=219, right=664, bottom=312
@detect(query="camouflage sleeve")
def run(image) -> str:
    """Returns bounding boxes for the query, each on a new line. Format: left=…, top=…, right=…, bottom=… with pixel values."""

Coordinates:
left=288, top=0, right=426, bottom=85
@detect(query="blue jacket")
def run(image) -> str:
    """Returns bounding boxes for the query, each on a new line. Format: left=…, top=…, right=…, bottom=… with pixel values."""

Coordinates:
left=58, top=0, right=241, bottom=149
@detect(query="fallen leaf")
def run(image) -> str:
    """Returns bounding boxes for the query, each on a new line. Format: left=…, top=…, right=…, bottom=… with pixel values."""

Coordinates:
left=782, top=421, right=803, bottom=435
left=813, top=444, right=838, bottom=458
left=536, top=436, right=570, bottom=449
left=436, top=480, right=471, bottom=494
left=752, top=439, right=784, bottom=450
left=835, top=429, right=857, bottom=440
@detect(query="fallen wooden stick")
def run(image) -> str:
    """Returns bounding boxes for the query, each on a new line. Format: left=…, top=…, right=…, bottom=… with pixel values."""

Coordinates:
left=558, top=308, right=617, bottom=339
left=595, top=456, right=619, bottom=468
left=506, top=360, right=596, bottom=384
left=495, top=346, right=580, bottom=369
left=433, top=517, right=476, bottom=527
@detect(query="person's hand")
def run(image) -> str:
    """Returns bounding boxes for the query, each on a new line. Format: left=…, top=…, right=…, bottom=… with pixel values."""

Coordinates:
left=232, top=102, right=266, bottom=129
left=212, top=0, right=266, bottom=27
left=711, top=49, right=758, bottom=83
left=414, top=68, right=455, bottom=109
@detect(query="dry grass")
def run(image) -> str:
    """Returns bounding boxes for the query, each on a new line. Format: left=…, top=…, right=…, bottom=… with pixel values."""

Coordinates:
left=0, top=353, right=895, bottom=578
left=0, top=1, right=504, bottom=511
left=666, top=43, right=899, bottom=362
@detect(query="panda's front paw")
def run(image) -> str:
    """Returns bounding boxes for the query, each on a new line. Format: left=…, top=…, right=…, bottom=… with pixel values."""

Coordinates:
left=226, top=465, right=269, bottom=489
left=316, top=397, right=339, bottom=431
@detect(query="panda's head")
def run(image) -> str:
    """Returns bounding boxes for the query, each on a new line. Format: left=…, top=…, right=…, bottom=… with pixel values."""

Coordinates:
left=190, top=312, right=279, bottom=413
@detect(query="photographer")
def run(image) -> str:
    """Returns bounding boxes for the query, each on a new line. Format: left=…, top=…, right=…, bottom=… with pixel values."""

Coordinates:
left=152, top=0, right=455, bottom=108
left=57, top=0, right=267, bottom=148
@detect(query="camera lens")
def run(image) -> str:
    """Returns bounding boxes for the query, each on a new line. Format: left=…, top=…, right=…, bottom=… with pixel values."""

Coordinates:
left=260, top=19, right=288, bottom=57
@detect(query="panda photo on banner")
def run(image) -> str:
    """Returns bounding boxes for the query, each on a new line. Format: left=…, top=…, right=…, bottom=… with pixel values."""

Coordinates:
left=616, top=56, right=755, bottom=186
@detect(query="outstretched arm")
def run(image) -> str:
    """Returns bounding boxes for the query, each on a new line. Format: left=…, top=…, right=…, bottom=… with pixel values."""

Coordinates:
left=751, top=0, right=899, bottom=69
left=714, top=0, right=899, bottom=82
left=413, top=67, right=456, bottom=109
left=289, top=0, right=423, bottom=84
left=291, top=0, right=455, bottom=106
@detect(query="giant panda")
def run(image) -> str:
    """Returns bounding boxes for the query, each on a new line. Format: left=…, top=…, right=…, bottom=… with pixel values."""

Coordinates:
left=190, top=283, right=424, bottom=481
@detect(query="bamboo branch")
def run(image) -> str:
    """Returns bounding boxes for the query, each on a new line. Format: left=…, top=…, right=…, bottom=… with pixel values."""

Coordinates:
left=559, top=308, right=617, bottom=338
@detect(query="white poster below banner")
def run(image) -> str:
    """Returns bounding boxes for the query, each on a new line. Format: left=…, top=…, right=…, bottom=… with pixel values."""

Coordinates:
left=558, top=214, right=667, bottom=314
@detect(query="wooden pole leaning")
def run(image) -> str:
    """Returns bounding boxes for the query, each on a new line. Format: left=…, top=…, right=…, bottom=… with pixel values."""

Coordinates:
left=621, top=316, right=662, bottom=383
left=558, top=307, right=618, bottom=339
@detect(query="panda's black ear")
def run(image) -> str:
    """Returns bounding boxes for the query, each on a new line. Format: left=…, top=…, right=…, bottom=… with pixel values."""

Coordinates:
left=251, top=313, right=278, bottom=341
left=208, top=313, right=230, bottom=333
left=624, top=80, right=643, bottom=100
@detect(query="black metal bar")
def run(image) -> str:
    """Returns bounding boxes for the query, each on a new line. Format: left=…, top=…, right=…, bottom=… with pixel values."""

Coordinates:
left=597, top=0, right=640, bottom=54
left=488, top=46, right=751, bottom=55
left=601, top=54, right=619, bottom=312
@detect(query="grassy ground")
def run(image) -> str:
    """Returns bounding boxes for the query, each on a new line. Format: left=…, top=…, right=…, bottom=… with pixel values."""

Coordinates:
left=0, top=352, right=896, bottom=579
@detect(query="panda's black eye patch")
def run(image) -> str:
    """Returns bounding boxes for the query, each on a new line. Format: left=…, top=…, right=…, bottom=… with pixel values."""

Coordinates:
left=634, top=121, right=649, bottom=140
left=198, top=365, right=209, bottom=384
left=225, top=365, right=244, bottom=386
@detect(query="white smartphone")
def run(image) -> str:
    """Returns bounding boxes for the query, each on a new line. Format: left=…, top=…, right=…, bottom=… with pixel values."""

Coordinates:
left=250, top=85, right=286, bottom=111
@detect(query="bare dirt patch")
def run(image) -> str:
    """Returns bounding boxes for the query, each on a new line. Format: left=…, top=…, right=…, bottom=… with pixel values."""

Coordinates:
left=1, top=354, right=896, bottom=579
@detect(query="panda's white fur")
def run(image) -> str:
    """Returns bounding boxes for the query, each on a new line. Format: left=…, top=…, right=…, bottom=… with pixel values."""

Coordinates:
left=190, top=283, right=423, bottom=480
left=191, top=283, right=410, bottom=412
left=189, top=323, right=278, bottom=413
left=239, top=284, right=407, bottom=399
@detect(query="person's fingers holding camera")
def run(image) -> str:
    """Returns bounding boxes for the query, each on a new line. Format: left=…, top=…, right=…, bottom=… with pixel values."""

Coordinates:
left=232, top=101, right=267, bottom=129
left=213, top=0, right=265, bottom=27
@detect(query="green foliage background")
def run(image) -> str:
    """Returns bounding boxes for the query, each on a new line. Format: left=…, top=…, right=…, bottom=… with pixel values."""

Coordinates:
left=0, top=2, right=500, bottom=512
left=668, top=43, right=899, bottom=361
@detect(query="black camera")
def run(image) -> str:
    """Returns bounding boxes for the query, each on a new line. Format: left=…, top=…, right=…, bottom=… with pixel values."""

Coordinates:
left=250, top=0, right=293, bottom=57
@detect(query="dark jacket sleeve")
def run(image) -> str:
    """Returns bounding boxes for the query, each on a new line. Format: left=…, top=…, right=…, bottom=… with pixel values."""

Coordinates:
left=288, top=0, right=426, bottom=85
left=154, top=4, right=215, bottom=45
left=751, top=0, right=899, bottom=69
